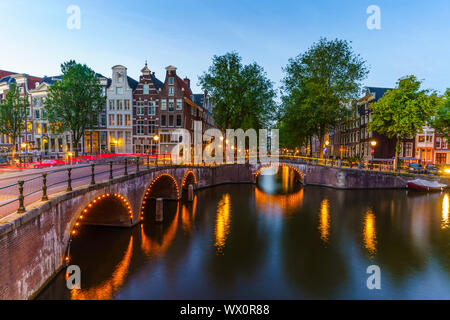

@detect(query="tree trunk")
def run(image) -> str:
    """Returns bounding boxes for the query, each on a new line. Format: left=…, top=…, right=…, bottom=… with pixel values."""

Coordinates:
left=394, top=135, right=401, bottom=170
left=11, top=137, right=16, bottom=166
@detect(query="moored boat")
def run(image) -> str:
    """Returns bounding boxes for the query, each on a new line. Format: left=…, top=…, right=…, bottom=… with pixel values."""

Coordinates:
left=407, top=179, right=447, bottom=191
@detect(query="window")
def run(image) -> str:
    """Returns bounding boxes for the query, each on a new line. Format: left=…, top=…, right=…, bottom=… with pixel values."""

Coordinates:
left=405, top=143, right=413, bottom=157
left=148, top=101, right=156, bottom=115
left=137, top=120, right=144, bottom=135
left=36, top=123, right=41, bottom=134
left=125, top=114, right=131, bottom=126
left=148, top=120, right=156, bottom=134
left=176, top=114, right=182, bottom=127
left=136, top=101, right=145, bottom=115
left=35, top=110, right=40, bottom=119
left=116, top=87, right=123, bottom=95
left=34, top=98, right=39, bottom=107
left=117, top=114, right=123, bottom=126
left=418, top=135, right=425, bottom=143
left=143, top=84, right=149, bottom=94
left=100, top=114, right=106, bottom=127
left=436, top=153, right=447, bottom=164
left=125, top=100, right=130, bottom=110
left=169, top=115, right=174, bottom=127
left=168, top=87, right=174, bottom=96
left=109, top=114, right=115, bottom=126
left=168, top=77, right=174, bottom=85
left=168, top=100, right=174, bottom=112
left=436, top=137, right=441, bottom=149
left=176, top=99, right=182, bottom=110
left=161, top=99, right=167, bottom=110
left=161, top=115, right=166, bottom=126
left=41, top=109, right=47, bottom=120
left=109, top=100, right=114, bottom=110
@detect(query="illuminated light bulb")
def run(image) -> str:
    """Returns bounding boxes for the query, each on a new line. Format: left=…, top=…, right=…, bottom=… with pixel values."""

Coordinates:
left=93, top=200, right=96, bottom=203
left=65, top=256, right=70, bottom=261
left=79, top=215, right=84, bottom=219
left=75, top=222, right=79, bottom=226
left=83, top=209, right=87, bottom=213
left=71, top=230, right=76, bottom=235
left=88, top=204, right=92, bottom=208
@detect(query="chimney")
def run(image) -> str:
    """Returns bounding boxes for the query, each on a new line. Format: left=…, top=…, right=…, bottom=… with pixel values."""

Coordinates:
left=183, top=77, right=190, bottom=88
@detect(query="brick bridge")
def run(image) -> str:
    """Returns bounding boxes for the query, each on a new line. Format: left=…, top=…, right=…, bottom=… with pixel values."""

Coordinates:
left=0, top=160, right=407, bottom=300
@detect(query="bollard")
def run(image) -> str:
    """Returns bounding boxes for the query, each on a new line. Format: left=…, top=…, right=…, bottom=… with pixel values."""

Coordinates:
left=41, top=173, right=48, bottom=201
left=109, top=161, right=113, bottom=180
left=17, top=181, right=25, bottom=213
left=90, top=164, right=96, bottom=185
left=67, top=168, right=72, bottom=191
left=188, top=184, right=194, bottom=202
left=124, top=159, right=128, bottom=175
left=155, top=198, right=163, bottom=222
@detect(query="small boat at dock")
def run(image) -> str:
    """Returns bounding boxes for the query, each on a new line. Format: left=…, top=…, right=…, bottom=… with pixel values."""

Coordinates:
left=407, top=179, right=447, bottom=191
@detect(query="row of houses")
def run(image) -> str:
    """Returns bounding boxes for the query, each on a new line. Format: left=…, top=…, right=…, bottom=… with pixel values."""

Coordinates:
left=0, top=63, right=215, bottom=159
left=325, top=87, right=449, bottom=165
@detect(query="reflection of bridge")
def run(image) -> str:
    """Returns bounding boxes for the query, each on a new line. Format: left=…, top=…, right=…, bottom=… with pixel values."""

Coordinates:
left=0, top=158, right=408, bottom=300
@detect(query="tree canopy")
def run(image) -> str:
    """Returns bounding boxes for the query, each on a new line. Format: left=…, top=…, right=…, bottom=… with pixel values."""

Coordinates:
left=45, top=60, right=105, bottom=155
left=0, top=82, right=29, bottom=162
left=199, top=52, right=276, bottom=131
left=280, top=38, right=369, bottom=157
left=368, top=75, right=440, bottom=167
left=431, top=89, right=450, bottom=141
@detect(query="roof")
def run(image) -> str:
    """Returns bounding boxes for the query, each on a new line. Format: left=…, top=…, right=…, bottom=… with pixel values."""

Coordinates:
left=192, top=94, right=204, bottom=107
left=365, top=87, right=392, bottom=102
left=176, top=76, right=192, bottom=97
left=150, top=73, right=164, bottom=90
left=0, top=70, right=16, bottom=79
left=127, top=76, right=138, bottom=91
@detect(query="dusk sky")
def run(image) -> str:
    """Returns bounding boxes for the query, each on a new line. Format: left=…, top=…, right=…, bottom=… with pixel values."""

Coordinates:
left=1, top=0, right=450, bottom=94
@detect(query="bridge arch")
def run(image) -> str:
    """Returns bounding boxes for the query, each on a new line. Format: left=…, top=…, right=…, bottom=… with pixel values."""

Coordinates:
left=255, top=163, right=304, bottom=184
left=180, top=169, right=197, bottom=198
left=65, top=192, right=133, bottom=264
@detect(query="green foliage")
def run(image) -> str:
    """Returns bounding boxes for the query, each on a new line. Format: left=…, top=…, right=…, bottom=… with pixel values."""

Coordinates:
left=280, top=38, right=368, bottom=156
left=0, top=82, right=30, bottom=161
left=45, top=60, right=105, bottom=154
left=199, top=52, right=276, bottom=131
left=368, top=75, right=440, bottom=166
left=431, top=89, right=450, bottom=141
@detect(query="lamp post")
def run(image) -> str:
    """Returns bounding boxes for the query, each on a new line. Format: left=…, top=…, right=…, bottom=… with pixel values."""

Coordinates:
left=153, top=134, right=159, bottom=165
left=370, top=140, right=377, bottom=170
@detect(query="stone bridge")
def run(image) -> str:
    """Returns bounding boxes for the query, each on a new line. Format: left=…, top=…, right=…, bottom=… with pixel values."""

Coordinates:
left=0, top=160, right=407, bottom=300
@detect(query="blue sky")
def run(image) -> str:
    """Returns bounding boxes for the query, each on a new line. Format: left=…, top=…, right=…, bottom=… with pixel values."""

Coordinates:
left=1, top=0, right=450, bottom=95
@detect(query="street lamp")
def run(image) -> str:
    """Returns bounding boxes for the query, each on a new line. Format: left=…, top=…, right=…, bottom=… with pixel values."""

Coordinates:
left=370, top=140, right=377, bottom=170
left=153, top=134, right=160, bottom=165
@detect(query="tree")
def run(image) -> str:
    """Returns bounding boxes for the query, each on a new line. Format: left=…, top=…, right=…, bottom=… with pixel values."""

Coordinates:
left=368, top=75, right=440, bottom=168
left=0, top=82, right=29, bottom=164
left=199, top=52, right=276, bottom=131
left=45, top=60, right=105, bottom=156
left=281, top=38, right=369, bottom=158
left=431, top=89, right=450, bottom=141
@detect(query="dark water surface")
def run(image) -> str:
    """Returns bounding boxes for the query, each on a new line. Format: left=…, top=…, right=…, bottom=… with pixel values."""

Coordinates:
left=38, top=167, right=450, bottom=299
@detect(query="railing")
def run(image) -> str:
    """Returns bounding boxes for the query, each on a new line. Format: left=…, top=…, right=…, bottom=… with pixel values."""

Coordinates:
left=0, top=153, right=430, bottom=219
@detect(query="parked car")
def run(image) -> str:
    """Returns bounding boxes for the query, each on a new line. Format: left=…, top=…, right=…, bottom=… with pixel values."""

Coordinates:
left=33, top=159, right=60, bottom=168
left=408, top=163, right=425, bottom=174
left=425, top=164, right=440, bottom=175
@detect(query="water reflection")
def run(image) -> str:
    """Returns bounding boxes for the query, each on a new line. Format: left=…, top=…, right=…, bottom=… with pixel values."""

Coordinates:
left=70, top=236, right=133, bottom=300
left=442, top=194, right=449, bottom=230
left=38, top=167, right=450, bottom=300
left=215, top=193, right=231, bottom=254
left=318, top=199, right=330, bottom=244
left=363, top=208, right=377, bottom=258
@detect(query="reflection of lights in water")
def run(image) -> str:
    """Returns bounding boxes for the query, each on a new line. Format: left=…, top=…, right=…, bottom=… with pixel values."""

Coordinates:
left=141, top=203, right=180, bottom=256
left=254, top=187, right=303, bottom=214
left=282, top=166, right=290, bottom=192
left=70, top=236, right=133, bottom=300
left=442, top=194, right=449, bottom=230
left=215, top=193, right=231, bottom=254
left=318, top=199, right=330, bottom=243
left=363, top=209, right=377, bottom=258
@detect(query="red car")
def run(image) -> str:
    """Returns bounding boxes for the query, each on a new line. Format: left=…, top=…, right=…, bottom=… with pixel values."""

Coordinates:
left=33, top=159, right=61, bottom=168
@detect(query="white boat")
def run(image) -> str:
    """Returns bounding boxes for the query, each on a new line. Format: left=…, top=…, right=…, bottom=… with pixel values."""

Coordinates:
left=407, top=179, right=447, bottom=191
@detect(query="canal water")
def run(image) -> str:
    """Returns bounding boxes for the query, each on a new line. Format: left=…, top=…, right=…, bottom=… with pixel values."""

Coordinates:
left=38, top=167, right=450, bottom=299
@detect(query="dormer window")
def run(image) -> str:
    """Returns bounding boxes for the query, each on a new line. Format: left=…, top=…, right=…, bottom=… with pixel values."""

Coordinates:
left=143, top=84, right=149, bottom=94
left=168, top=77, right=174, bottom=85
left=168, top=87, right=174, bottom=96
